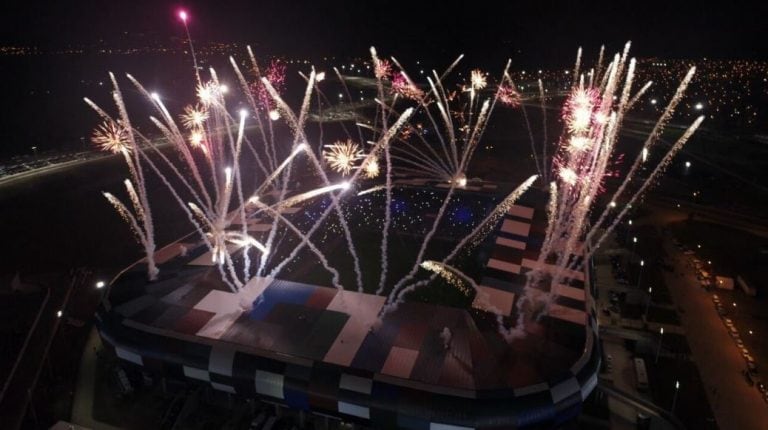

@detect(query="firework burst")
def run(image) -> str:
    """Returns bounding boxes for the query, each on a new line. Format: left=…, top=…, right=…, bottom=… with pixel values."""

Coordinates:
left=391, top=72, right=423, bottom=100
left=362, top=157, right=380, bottom=179
left=497, top=84, right=521, bottom=107
left=374, top=58, right=392, bottom=80
left=470, top=69, right=487, bottom=91
left=92, top=120, right=130, bottom=154
left=323, top=139, right=364, bottom=176
left=181, top=104, right=209, bottom=129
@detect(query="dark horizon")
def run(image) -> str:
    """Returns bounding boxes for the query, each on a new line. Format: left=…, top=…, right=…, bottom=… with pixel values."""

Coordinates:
left=1, top=0, right=767, bottom=63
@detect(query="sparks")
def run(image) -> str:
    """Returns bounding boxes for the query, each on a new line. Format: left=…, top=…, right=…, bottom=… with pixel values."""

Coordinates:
left=497, top=84, right=521, bottom=107
left=91, top=120, right=130, bottom=154
left=362, top=157, right=380, bottom=179
left=470, top=69, right=487, bottom=91
left=323, top=139, right=364, bottom=176
left=391, top=72, right=423, bottom=100
left=374, top=58, right=392, bottom=80
left=181, top=104, right=209, bottom=129
left=559, top=167, right=579, bottom=185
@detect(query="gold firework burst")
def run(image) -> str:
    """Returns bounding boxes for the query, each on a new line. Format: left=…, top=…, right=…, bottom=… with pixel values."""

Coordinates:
left=470, top=69, right=487, bottom=91
left=362, top=157, right=380, bottom=179
left=181, top=104, right=209, bottom=129
left=323, top=140, right=364, bottom=176
left=91, top=120, right=130, bottom=154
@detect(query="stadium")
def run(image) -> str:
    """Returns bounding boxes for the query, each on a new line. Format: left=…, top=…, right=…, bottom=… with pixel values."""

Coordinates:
left=96, top=182, right=600, bottom=430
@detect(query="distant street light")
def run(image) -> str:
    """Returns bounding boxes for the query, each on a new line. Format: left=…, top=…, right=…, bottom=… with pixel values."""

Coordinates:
left=56, top=310, right=63, bottom=318
left=685, top=161, right=691, bottom=168
left=96, top=281, right=105, bottom=289
left=637, top=260, right=645, bottom=289
left=671, top=380, right=680, bottom=414
left=655, top=327, right=664, bottom=363
left=644, top=286, right=653, bottom=322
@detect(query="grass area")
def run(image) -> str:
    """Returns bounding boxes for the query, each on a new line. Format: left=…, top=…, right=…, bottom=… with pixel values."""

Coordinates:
left=250, top=188, right=499, bottom=310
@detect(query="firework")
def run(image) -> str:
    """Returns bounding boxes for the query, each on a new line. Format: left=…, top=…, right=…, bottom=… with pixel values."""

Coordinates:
left=470, top=69, right=487, bottom=91
left=374, top=58, right=392, bottom=80
left=391, top=72, right=424, bottom=100
left=181, top=104, right=209, bottom=129
left=497, top=84, right=521, bottom=107
left=420, top=261, right=472, bottom=296
left=362, top=157, right=380, bottom=179
left=323, top=140, right=364, bottom=175
left=86, top=18, right=703, bottom=344
left=92, top=120, right=130, bottom=154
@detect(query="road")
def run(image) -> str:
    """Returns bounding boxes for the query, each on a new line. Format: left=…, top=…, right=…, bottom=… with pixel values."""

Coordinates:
left=660, top=234, right=768, bottom=430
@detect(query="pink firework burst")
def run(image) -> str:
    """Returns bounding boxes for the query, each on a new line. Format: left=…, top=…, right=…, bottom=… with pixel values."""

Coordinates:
left=251, top=59, right=286, bottom=111
left=562, top=87, right=602, bottom=134
left=497, top=84, right=521, bottom=107
left=391, top=72, right=423, bottom=100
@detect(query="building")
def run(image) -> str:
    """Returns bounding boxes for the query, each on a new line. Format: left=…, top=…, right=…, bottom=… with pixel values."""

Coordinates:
left=96, top=186, right=600, bottom=429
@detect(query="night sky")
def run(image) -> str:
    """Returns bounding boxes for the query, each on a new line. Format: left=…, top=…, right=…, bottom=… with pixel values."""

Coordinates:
left=1, top=0, right=767, bottom=63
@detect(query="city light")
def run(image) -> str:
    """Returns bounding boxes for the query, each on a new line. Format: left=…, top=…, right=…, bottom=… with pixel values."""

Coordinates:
left=96, top=281, right=105, bottom=289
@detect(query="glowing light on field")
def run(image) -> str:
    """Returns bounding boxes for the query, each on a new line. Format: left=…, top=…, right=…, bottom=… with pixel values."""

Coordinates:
left=420, top=261, right=472, bottom=296
left=277, top=183, right=352, bottom=209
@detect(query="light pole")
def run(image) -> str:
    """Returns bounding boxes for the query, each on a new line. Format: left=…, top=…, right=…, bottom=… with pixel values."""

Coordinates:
left=655, top=327, right=664, bottom=363
left=732, top=302, right=738, bottom=319
left=671, top=380, right=680, bottom=414
left=644, top=286, right=653, bottom=322
left=637, top=259, right=645, bottom=289
left=632, top=236, right=638, bottom=258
